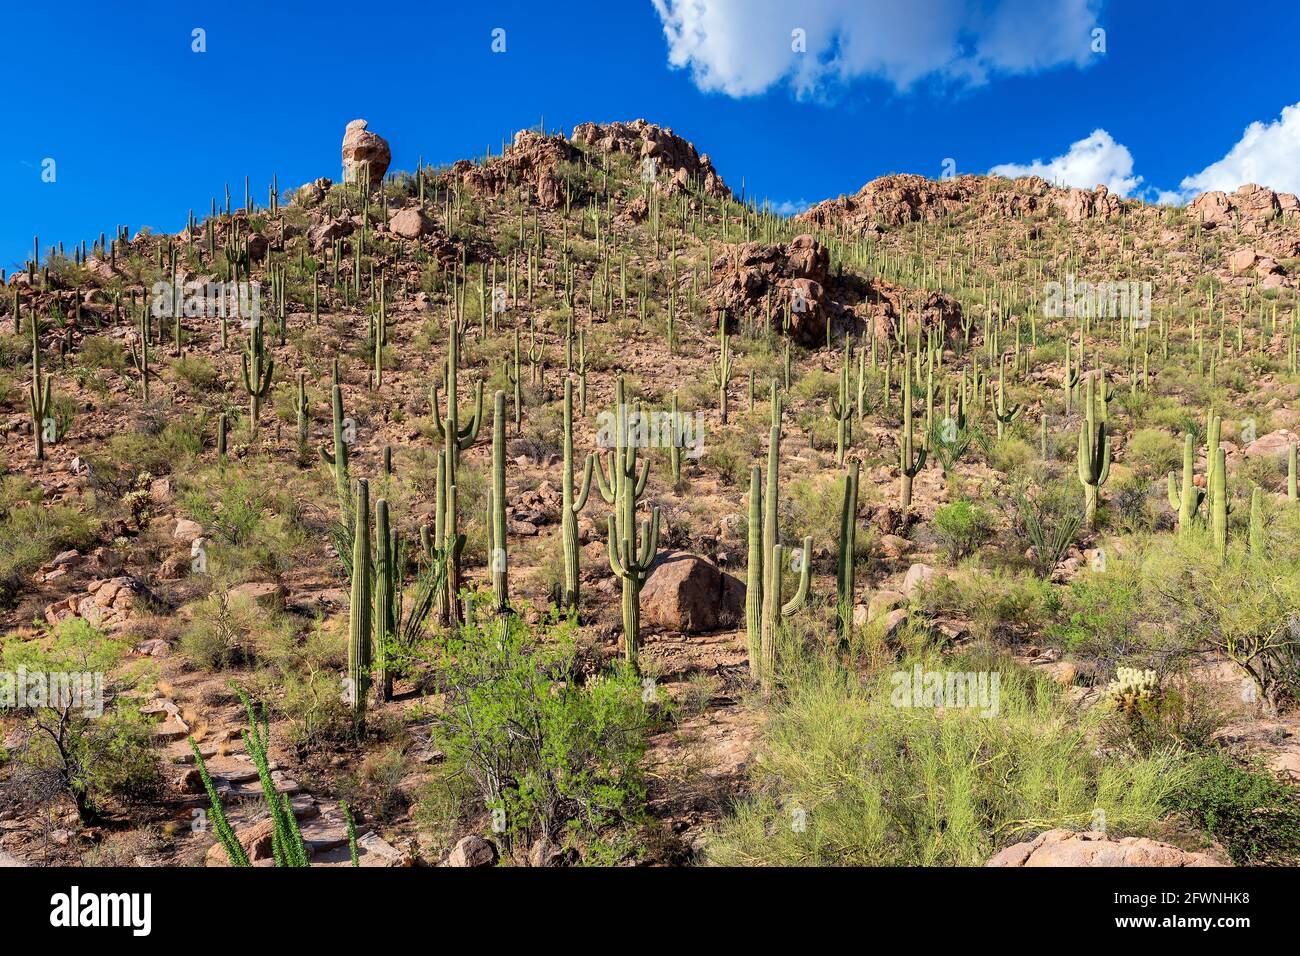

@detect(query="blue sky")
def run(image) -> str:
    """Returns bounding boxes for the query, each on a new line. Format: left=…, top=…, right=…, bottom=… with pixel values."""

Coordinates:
left=4, top=0, right=1300, bottom=271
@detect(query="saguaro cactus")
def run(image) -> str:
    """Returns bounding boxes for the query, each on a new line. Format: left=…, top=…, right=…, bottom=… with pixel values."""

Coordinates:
left=711, top=322, right=733, bottom=424
left=431, top=321, right=484, bottom=474
left=373, top=498, right=395, bottom=702
left=560, top=379, right=595, bottom=610
left=830, top=342, right=853, bottom=465
left=241, top=317, right=274, bottom=438
left=348, top=479, right=372, bottom=725
left=1077, top=376, right=1110, bottom=529
left=490, top=390, right=509, bottom=614
left=320, top=384, right=351, bottom=521
left=746, top=410, right=812, bottom=693
left=293, top=372, right=309, bottom=462
left=595, top=377, right=657, bottom=668
left=1166, top=432, right=1205, bottom=536
left=1289, top=441, right=1297, bottom=503
left=28, top=317, right=51, bottom=461
left=899, top=361, right=926, bottom=508
left=1249, top=486, right=1264, bottom=555
left=1212, top=446, right=1228, bottom=559
left=837, top=460, right=860, bottom=628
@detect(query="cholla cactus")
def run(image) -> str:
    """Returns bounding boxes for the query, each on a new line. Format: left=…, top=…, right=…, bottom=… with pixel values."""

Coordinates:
left=1105, top=666, right=1158, bottom=716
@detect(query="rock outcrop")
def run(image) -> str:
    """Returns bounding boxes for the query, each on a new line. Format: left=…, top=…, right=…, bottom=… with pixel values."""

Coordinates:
left=986, top=828, right=1227, bottom=867
left=640, top=552, right=745, bottom=633
left=571, top=119, right=730, bottom=199
left=341, top=119, right=391, bottom=189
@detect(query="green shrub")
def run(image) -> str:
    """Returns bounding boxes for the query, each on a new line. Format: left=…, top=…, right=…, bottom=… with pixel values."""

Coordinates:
left=1127, top=428, right=1180, bottom=478
left=933, top=499, right=995, bottom=562
left=1, top=619, right=161, bottom=823
left=1166, top=751, right=1300, bottom=865
left=0, top=476, right=98, bottom=605
left=706, top=650, right=1184, bottom=866
left=420, top=611, right=653, bottom=857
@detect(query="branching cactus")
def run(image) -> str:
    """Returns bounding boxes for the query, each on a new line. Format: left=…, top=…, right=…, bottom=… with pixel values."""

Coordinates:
left=1249, top=486, right=1264, bottom=555
left=711, top=321, right=733, bottom=424
left=126, top=308, right=151, bottom=403
left=1212, top=446, right=1228, bottom=560
left=1166, top=432, right=1205, bottom=536
left=319, top=384, right=351, bottom=521
left=490, top=389, right=509, bottom=614
left=837, top=460, right=860, bottom=630
left=606, top=500, right=660, bottom=671
left=430, top=321, right=484, bottom=473
left=28, top=316, right=51, bottom=462
left=241, top=316, right=274, bottom=438
left=899, top=360, right=926, bottom=508
left=993, top=355, right=1022, bottom=439
left=830, top=342, right=853, bottom=465
left=560, top=378, right=595, bottom=610
left=1077, top=375, right=1110, bottom=529
left=746, top=412, right=812, bottom=694
left=348, top=479, right=372, bottom=726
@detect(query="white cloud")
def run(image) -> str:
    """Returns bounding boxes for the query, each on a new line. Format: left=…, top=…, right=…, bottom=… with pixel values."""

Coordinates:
left=989, top=128, right=1142, bottom=196
left=650, top=0, right=1103, bottom=98
left=1178, top=100, right=1300, bottom=197
left=771, top=198, right=810, bottom=216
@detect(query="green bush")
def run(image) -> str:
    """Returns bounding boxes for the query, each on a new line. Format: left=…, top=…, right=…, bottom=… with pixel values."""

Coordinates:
left=933, top=499, right=995, bottom=562
left=1, top=619, right=161, bottom=823
left=420, top=611, right=653, bottom=857
left=1128, top=428, right=1180, bottom=478
left=1166, top=751, right=1300, bottom=865
left=0, top=476, right=98, bottom=605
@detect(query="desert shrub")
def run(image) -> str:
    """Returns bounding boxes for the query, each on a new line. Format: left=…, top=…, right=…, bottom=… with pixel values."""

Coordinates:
left=1166, top=751, right=1300, bottom=865
left=706, top=651, right=1184, bottom=866
left=1099, top=675, right=1226, bottom=756
left=932, top=499, right=995, bottom=562
left=1127, top=428, right=1180, bottom=478
left=165, top=354, right=220, bottom=394
left=0, top=619, right=161, bottom=823
left=988, top=437, right=1033, bottom=476
left=704, top=427, right=760, bottom=486
left=1046, top=554, right=1159, bottom=663
left=0, top=476, right=98, bottom=605
left=177, top=464, right=309, bottom=583
left=419, top=612, right=652, bottom=856
left=914, top=567, right=1056, bottom=644
left=87, top=414, right=206, bottom=491
left=78, top=335, right=126, bottom=373
left=179, top=591, right=292, bottom=670
left=1110, top=473, right=1158, bottom=534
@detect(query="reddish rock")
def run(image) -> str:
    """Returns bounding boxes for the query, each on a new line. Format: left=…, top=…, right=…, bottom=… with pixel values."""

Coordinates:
left=389, top=207, right=433, bottom=240
left=986, top=829, right=1227, bottom=867
left=341, top=119, right=391, bottom=188
left=640, top=552, right=745, bottom=633
left=447, top=835, right=498, bottom=868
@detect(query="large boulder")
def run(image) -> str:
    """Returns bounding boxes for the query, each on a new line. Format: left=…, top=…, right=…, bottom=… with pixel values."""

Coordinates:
left=640, top=552, right=745, bottom=633
left=1244, top=428, right=1298, bottom=462
left=447, top=835, right=498, bottom=868
left=390, top=207, right=433, bottom=239
left=986, top=829, right=1227, bottom=867
left=571, top=119, right=730, bottom=198
left=341, top=119, right=391, bottom=189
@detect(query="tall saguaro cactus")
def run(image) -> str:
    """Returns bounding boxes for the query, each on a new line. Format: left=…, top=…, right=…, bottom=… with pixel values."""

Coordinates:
left=28, top=316, right=51, bottom=462
left=560, top=379, right=595, bottom=610
left=320, top=384, right=351, bottom=521
left=899, top=360, right=926, bottom=508
left=837, top=460, right=860, bottom=628
left=745, top=407, right=812, bottom=694
left=595, top=377, right=657, bottom=669
left=241, top=317, right=274, bottom=438
left=1212, top=446, right=1228, bottom=560
left=348, top=479, right=372, bottom=726
left=1166, top=432, right=1205, bottom=536
left=373, top=498, right=395, bottom=702
left=490, top=390, right=509, bottom=615
left=711, top=322, right=733, bottom=424
left=1077, top=375, right=1110, bottom=529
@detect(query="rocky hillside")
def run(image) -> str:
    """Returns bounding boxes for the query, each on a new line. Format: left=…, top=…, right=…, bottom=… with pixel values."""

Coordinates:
left=2, top=117, right=1300, bottom=870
